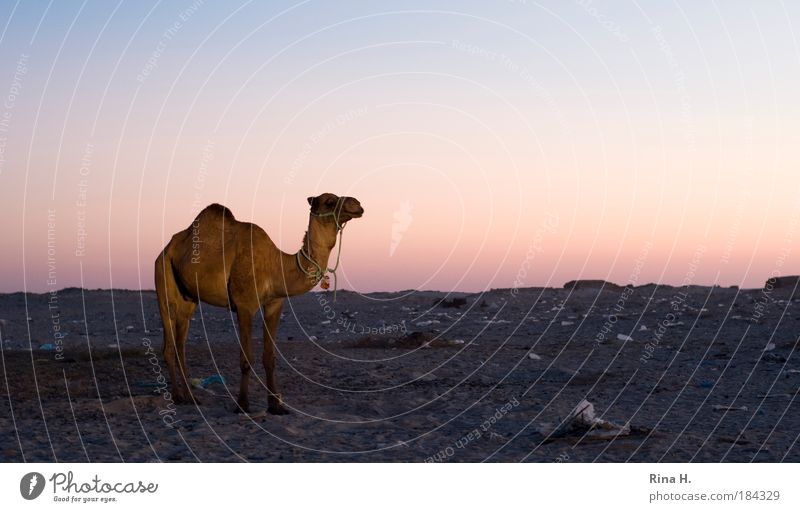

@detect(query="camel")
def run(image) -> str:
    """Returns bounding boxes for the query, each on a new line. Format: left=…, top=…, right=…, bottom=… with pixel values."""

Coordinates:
left=154, top=193, right=364, bottom=414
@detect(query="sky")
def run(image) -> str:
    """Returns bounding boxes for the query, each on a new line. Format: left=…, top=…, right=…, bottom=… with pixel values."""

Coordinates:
left=0, top=0, right=799, bottom=293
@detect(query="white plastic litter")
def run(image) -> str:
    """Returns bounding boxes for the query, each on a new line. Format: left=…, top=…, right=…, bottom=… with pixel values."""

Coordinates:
left=528, top=352, right=542, bottom=361
left=552, top=399, right=630, bottom=439
left=712, top=405, right=748, bottom=412
left=617, top=334, right=634, bottom=342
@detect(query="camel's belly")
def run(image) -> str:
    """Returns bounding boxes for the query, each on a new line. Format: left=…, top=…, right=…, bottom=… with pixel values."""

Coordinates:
left=172, top=230, right=237, bottom=308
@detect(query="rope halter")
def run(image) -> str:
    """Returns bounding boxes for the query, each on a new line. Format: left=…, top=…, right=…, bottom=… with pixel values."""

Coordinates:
left=296, top=196, right=347, bottom=301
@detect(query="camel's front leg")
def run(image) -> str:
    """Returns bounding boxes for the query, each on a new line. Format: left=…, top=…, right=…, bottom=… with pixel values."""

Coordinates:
left=262, top=299, right=288, bottom=415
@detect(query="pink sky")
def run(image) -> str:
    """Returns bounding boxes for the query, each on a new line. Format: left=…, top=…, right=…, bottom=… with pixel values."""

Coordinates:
left=1, top=2, right=799, bottom=293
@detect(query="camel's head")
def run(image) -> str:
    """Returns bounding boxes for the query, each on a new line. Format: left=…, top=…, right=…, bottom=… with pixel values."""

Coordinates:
left=307, top=193, right=364, bottom=226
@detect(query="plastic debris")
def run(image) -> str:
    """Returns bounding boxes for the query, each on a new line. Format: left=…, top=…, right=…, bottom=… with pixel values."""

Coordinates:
left=200, top=375, right=226, bottom=387
left=186, top=375, right=227, bottom=389
left=639, top=325, right=648, bottom=331
left=39, top=343, right=56, bottom=350
left=551, top=399, right=630, bottom=440
left=712, top=405, right=748, bottom=412
left=561, top=321, right=574, bottom=326
left=528, top=352, right=542, bottom=361
left=763, top=343, right=776, bottom=352
left=616, top=334, right=633, bottom=342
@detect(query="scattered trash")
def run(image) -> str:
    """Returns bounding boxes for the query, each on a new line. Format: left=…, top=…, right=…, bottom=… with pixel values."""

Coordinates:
left=125, top=325, right=135, bottom=333
left=39, top=343, right=56, bottom=350
left=528, top=352, right=542, bottom=361
left=757, top=393, right=792, bottom=399
left=560, top=321, right=574, bottom=326
left=639, top=325, right=648, bottom=331
left=189, top=375, right=226, bottom=389
left=201, top=375, right=226, bottom=387
left=763, top=343, right=776, bottom=352
left=415, top=320, right=440, bottom=327
left=616, top=334, right=633, bottom=342
left=551, top=399, right=630, bottom=440
left=308, top=335, right=318, bottom=342
left=712, top=405, right=748, bottom=412
left=321, top=320, right=331, bottom=325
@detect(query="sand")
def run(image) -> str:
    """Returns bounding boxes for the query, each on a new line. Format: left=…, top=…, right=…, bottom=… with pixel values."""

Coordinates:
left=0, top=284, right=798, bottom=462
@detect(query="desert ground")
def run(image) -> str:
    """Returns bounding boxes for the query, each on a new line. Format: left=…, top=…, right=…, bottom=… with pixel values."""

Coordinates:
left=0, top=281, right=798, bottom=462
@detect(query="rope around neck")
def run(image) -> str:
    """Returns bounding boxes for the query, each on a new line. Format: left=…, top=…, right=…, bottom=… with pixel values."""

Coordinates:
left=296, top=196, right=346, bottom=301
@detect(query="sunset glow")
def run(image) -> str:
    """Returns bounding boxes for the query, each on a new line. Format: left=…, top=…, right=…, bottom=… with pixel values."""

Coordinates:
left=1, top=1, right=798, bottom=292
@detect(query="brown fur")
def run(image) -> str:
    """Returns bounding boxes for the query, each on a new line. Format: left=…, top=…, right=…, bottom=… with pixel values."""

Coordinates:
left=154, top=193, right=364, bottom=414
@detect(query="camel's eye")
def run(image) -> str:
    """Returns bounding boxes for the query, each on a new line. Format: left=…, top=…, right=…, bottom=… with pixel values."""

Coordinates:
left=326, top=198, right=336, bottom=207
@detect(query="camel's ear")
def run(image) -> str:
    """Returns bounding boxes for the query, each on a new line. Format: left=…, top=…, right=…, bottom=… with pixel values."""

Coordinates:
left=307, top=196, right=314, bottom=206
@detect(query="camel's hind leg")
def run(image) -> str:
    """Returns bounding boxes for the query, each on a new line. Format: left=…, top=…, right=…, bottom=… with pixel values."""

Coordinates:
left=155, top=251, right=197, bottom=404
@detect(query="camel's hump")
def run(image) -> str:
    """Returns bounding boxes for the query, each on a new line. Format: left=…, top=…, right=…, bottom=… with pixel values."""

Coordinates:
left=195, top=203, right=235, bottom=220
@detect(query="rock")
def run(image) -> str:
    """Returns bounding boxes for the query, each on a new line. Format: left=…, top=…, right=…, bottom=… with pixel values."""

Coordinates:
left=563, top=280, right=624, bottom=292
left=767, top=275, right=800, bottom=290
left=432, top=297, right=467, bottom=308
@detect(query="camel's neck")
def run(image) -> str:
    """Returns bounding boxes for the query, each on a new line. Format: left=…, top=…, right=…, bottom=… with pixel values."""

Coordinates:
left=280, top=217, right=338, bottom=297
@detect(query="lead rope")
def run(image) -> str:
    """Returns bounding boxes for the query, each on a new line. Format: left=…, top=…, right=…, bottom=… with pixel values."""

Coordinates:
left=296, top=197, right=346, bottom=301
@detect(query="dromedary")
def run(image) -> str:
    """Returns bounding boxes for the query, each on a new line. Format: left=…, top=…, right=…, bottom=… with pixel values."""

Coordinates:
left=154, top=193, right=364, bottom=414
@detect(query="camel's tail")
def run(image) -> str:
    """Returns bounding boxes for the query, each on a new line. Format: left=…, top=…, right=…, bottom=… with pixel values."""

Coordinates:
left=154, top=246, right=177, bottom=355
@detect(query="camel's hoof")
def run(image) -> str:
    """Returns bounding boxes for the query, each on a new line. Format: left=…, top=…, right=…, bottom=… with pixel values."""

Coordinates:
left=173, top=389, right=195, bottom=404
left=268, top=403, right=290, bottom=415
